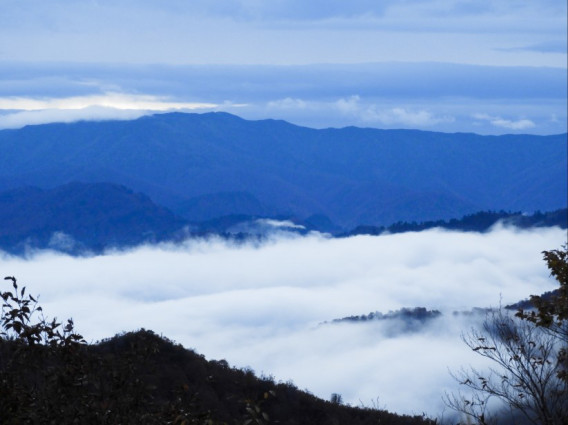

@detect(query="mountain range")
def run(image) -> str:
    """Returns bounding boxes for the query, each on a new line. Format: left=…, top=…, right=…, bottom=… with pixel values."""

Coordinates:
left=0, top=112, right=565, bottom=231
left=0, top=182, right=565, bottom=255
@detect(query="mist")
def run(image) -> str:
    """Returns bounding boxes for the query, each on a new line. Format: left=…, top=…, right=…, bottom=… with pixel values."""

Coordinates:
left=0, top=226, right=564, bottom=416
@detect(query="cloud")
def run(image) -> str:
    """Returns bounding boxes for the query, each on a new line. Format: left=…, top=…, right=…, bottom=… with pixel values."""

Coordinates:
left=362, top=106, right=455, bottom=127
left=473, top=113, right=536, bottom=131
left=0, top=93, right=217, bottom=112
left=0, top=63, right=565, bottom=134
left=0, top=107, right=149, bottom=129
left=1, top=226, right=564, bottom=416
left=333, top=96, right=455, bottom=127
left=334, top=95, right=361, bottom=114
left=7, top=0, right=563, bottom=26
left=0, top=1, right=565, bottom=66
left=267, top=97, right=308, bottom=110
left=497, top=40, right=568, bottom=54
left=0, top=93, right=218, bottom=129
left=264, top=95, right=457, bottom=129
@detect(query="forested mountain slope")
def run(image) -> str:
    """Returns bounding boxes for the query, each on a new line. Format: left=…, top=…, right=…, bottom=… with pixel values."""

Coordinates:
left=0, top=112, right=565, bottom=228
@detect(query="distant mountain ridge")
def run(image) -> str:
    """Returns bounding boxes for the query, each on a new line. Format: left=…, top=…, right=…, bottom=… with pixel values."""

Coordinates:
left=0, top=182, right=565, bottom=254
left=0, top=112, right=565, bottom=229
left=0, top=182, right=188, bottom=254
left=344, top=209, right=568, bottom=236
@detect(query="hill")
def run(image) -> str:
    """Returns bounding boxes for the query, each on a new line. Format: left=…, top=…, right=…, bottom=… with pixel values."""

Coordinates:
left=344, top=209, right=568, bottom=236
left=0, top=277, right=434, bottom=424
left=0, top=182, right=565, bottom=254
left=0, top=112, right=565, bottom=229
left=0, top=182, right=188, bottom=254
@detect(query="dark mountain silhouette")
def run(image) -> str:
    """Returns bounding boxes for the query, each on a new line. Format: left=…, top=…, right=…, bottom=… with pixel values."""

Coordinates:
left=0, top=182, right=565, bottom=254
left=326, top=307, right=444, bottom=336
left=329, top=307, right=443, bottom=325
left=0, top=182, right=188, bottom=254
left=344, top=208, right=568, bottom=236
left=0, top=275, right=434, bottom=424
left=0, top=112, right=565, bottom=229
left=0, top=327, right=436, bottom=424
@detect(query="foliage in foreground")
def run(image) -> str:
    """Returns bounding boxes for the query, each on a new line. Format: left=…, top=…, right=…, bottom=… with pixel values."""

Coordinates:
left=0, top=276, right=434, bottom=425
left=446, top=246, right=568, bottom=425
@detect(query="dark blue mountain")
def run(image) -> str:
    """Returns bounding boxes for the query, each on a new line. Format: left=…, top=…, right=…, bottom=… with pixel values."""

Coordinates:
left=345, top=209, right=568, bottom=236
left=0, top=112, right=565, bottom=228
left=0, top=182, right=565, bottom=254
left=0, top=182, right=188, bottom=254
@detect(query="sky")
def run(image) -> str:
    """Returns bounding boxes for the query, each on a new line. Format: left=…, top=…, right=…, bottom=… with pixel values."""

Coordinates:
left=0, top=0, right=566, bottom=134
left=1, top=226, right=565, bottom=417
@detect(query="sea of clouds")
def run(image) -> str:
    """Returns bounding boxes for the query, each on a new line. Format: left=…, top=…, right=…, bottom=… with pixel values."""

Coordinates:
left=0, top=225, right=565, bottom=417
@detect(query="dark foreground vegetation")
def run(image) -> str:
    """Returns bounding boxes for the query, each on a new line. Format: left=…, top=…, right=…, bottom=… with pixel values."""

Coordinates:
left=0, top=278, right=434, bottom=424
left=446, top=246, right=568, bottom=425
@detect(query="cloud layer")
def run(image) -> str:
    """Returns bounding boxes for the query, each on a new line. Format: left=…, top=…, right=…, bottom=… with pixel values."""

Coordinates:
left=0, top=63, right=565, bottom=134
left=473, top=113, right=535, bottom=131
left=1, top=226, right=565, bottom=416
left=0, top=0, right=565, bottom=66
left=0, top=93, right=218, bottom=129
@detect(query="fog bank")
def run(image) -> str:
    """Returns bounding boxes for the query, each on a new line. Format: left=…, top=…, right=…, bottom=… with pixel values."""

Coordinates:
left=0, top=226, right=564, bottom=415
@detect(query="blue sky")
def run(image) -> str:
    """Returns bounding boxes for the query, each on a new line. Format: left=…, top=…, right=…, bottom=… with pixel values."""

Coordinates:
left=0, top=0, right=566, bottom=133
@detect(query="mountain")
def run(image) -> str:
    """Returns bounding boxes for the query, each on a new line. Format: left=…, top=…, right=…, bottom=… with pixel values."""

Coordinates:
left=1, top=326, right=436, bottom=424
left=0, top=182, right=188, bottom=254
left=0, top=112, right=565, bottom=228
left=176, top=191, right=276, bottom=221
left=1, top=274, right=434, bottom=425
left=344, top=208, right=568, bottom=236
left=0, top=183, right=565, bottom=255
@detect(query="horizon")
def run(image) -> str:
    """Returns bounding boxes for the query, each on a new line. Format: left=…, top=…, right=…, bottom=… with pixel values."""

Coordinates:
left=1, top=0, right=566, bottom=135
left=2, top=108, right=568, bottom=137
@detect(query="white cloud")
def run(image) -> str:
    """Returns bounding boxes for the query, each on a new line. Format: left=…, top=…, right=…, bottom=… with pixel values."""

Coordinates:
left=362, top=107, right=455, bottom=127
left=267, top=97, right=308, bottom=110
left=0, top=93, right=218, bottom=129
left=334, top=95, right=361, bottom=114
left=0, top=93, right=217, bottom=112
left=1, top=227, right=564, bottom=416
left=473, top=113, right=536, bottom=131
left=0, top=107, right=148, bottom=129
left=256, top=219, right=306, bottom=229
left=333, top=96, right=455, bottom=127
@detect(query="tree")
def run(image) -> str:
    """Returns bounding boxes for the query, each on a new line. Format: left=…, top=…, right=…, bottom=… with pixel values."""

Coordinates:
left=445, top=246, right=568, bottom=425
left=517, top=246, right=568, bottom=383
left=1, top=276, right=436, bottom=425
